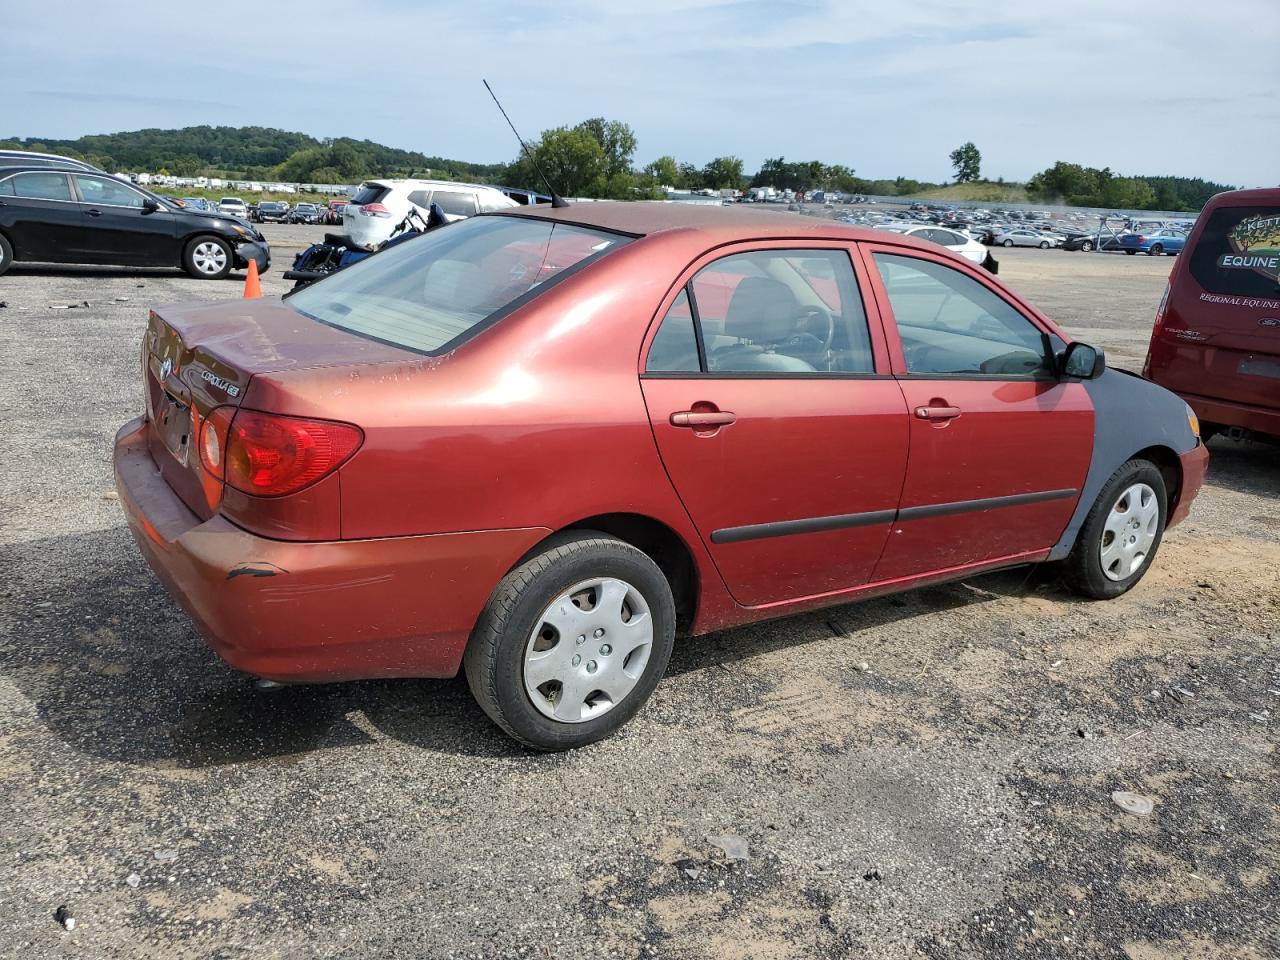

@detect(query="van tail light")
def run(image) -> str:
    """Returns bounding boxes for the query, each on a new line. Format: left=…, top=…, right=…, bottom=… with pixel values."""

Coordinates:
left=209, top=410, right=363, bottom=497
left=199, top=405, right=237, bottom=480
left=358, top=203, right=392, bottom=218
left=1152, top=282, right=1171, bottom=336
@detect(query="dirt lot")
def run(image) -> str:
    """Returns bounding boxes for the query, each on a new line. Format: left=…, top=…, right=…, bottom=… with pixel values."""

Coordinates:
left=0, top=226, right=1276, bottom=959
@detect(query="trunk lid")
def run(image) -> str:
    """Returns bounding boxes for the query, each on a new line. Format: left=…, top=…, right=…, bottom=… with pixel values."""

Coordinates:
left=142, top=296, right=409, bottom=518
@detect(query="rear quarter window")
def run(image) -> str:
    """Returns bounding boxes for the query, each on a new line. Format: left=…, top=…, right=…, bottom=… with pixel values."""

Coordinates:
left=1187, top=205, right=1280, bottom=298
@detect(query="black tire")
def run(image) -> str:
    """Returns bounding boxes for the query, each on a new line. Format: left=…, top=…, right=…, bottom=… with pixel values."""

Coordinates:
left=464, top=532, right=676, bottom=751
left=1002, top=239, right=1013, bottom=247
left=1039, top=240, right=1050, bottom=249
left=182, top=235, right=233, bottom=280
left=1063, top=459, right=1168, bottom=600
left=1081, top=240, right=1094, bottom=252
left=1148, top=244, right=1163, bottom=256
left=1125, top=249, right=1137, bottom=255
left=0, top=232, right=12, bottom=277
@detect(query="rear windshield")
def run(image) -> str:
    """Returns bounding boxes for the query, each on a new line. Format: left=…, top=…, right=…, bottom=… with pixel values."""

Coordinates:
left=1187, top=205, right=1280, bottom=298
left=287, top=215, right=632, bottom=355
left=350, top=184, right=389, bottom=205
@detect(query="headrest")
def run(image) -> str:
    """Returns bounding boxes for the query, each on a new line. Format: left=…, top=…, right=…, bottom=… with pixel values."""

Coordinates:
left=723, top=277, right=798, bottom=343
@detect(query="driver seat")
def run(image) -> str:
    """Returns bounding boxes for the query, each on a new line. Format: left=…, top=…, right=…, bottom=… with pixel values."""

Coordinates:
left=712, top=277, right=815, bottom=372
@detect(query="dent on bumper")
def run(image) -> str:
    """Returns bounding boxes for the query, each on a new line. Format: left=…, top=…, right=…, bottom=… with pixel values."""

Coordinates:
left=113, top=418, right=550, bottom=682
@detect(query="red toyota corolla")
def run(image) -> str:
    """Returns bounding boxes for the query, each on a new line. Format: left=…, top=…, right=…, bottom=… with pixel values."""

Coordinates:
left=114, top=204, right=1207, bottom=749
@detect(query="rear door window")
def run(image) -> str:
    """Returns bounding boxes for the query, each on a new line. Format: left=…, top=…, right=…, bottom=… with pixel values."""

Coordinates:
left=1187, top=205, right=1280, bottom=298
left=4, top=172, right=73, bottom=201
left=432, top=192, right=479, bottom=217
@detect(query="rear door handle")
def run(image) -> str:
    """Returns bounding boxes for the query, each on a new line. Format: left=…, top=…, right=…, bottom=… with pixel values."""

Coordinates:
left=86, top=209, right=102, bottom=217
left=670, top=410, right=736, bottom=428
left=915, top=405, right=962, bottom=420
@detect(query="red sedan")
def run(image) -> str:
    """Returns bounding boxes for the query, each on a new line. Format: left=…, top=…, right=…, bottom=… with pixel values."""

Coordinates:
left=114, top=204, right=1207, bottom=750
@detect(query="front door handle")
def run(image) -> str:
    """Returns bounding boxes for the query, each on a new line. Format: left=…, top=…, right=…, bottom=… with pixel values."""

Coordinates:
left=670, top=410, right=736, bottom=428
left=915, top=405, right=962, bottom=420
left=86, top=209, right=102, bottom=217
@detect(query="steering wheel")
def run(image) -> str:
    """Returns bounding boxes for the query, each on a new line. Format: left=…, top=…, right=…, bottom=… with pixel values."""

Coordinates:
left=792, top=304, right=836, bottom=354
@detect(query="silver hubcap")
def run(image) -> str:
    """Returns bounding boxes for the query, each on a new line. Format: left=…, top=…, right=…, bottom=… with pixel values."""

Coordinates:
left=192, top=241, right=228, bottom=275
left=1100, top=482, right=1160, bottom=581
left=523, top=577, right=652, bottom=723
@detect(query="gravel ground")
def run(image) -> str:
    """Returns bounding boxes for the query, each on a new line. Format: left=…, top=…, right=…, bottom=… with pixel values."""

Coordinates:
left=0, top=225, right=1277, bottom=959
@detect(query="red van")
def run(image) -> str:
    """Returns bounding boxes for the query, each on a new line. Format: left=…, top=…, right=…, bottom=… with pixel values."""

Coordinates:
left=1144, top=188, right=1280, bottom=440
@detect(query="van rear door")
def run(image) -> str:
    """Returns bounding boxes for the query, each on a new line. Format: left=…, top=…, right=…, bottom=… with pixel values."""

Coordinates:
left=1152, top=200, right=1280, bottom=410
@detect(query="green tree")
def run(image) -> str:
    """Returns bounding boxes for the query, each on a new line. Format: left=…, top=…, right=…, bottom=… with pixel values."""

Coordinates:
left=643, top=155, right=680, bottom=188
left=702, top=156, right=744, bottom=190
left=574, top=118, right=637, bottom=179
left=949, top=142, right=981, bottom=183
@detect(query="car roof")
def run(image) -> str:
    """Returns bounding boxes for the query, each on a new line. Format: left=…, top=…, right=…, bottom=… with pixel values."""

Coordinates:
left=366, top=178, right=507, bottom=193
left=0, top=164, right=100, bottom=176
left=500, top=200, right=899, bottom=243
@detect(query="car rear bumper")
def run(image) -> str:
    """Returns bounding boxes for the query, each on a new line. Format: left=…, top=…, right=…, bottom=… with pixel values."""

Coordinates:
left=113, top=417, right=550, bottom=682
left=1180, top=390, right=1280, bottom=439
left=1168, top=441, right=1208, bottom=530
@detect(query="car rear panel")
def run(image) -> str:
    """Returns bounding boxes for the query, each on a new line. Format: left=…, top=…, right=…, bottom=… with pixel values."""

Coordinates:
left=1147, top=193, right=1280, bottom=417
left=141, top=297, right=410, bottom=529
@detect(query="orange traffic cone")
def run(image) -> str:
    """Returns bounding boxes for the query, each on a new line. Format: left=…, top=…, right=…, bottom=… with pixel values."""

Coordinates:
left=243, top=258, right=262, bottom=299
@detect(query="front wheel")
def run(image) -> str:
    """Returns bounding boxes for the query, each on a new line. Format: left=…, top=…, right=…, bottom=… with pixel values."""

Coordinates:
left=1039, top=240, right=1050, bottom=249
left=1148, top=244, right=1164, bottom=256
left=1081, top=240, right=1094, bottom=252
left=183, top=235, right=233, bottom=279
left=0, top=232, right=13, bottom=277
left=1063, top=460, right=1167, bottom=599
left=464, top=533, right=676, bottom=750
left=1002, top=239, right=1013, bottom=247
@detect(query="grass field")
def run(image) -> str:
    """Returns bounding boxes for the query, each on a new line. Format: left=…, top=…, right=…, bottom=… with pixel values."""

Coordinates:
left=905, top=181, right=1030, bottom=203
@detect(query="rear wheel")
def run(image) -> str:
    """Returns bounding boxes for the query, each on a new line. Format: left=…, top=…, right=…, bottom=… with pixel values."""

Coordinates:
left=1081, top=240, right=1094, bottom=252
left=1063, top=459, right=1167, bottom=599
left=0, top=233, right=12, bottom=277
left=1002, top=239, right=1013, bottom=247
left=464, top=533, right=676, bottom=750
left=1148, top=244, right=1164, bottom=256
left=183, top=235, right=233, bottom=279
left=1125, top=249, right=1137, bottom=255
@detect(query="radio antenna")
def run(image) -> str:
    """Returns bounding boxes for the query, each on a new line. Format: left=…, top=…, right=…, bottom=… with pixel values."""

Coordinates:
left=483, top=79, right=569, bottom=208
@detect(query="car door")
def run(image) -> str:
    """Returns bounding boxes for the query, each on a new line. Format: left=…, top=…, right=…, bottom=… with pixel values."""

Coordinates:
left=71, top=174, right=176, bottom=265
left=639, top=242, right=910, bottom=607
left=0, top=171, right=83, bottom=261
left=859, top=244, right=1094, bottom=581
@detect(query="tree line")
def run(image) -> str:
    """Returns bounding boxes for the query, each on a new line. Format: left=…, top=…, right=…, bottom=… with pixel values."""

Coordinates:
left=1, top=124, right=1235, bottom=211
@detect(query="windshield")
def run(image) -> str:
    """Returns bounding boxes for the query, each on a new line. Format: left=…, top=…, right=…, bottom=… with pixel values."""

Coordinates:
left=288, top=215, right=632, bottom=355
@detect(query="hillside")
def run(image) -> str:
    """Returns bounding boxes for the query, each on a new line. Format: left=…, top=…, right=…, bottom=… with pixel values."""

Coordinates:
left=0, top=125, right=505, bottom=185
left=905, top=182, right=1029, bottom=203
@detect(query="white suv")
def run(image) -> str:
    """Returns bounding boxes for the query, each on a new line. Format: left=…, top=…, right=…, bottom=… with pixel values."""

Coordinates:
left=342, top=179, right=518, bottom=249
left=217, top=197, right=249, bottom=220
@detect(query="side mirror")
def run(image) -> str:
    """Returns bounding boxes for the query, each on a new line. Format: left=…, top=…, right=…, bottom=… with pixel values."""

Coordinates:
left=1060, top=341, right=1106, bottom=379
left=142, top=198, right=161, bottom=213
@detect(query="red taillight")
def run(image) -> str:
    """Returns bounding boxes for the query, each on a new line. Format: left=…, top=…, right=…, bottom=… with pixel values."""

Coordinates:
left=1137, top=235, right=1146, bottom=244
left=358, top=203, right=392, bottom=218
left=219, top=410, right=363, bottom=497
left=198, top=406, right=236, bottom=479
left=1152, top=282, right=1171, bottom=335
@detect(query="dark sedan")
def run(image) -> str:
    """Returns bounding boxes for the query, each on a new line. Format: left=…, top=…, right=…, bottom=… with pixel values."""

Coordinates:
left=288, top=203, right=322, bottom=224
left=0, top=167, right=268, bottom=279
left=255, top=201, right=290, bottom=223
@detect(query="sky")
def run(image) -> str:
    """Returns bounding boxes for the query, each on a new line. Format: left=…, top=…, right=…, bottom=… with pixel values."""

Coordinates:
left=2, top=0, right=1277, bottom=187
